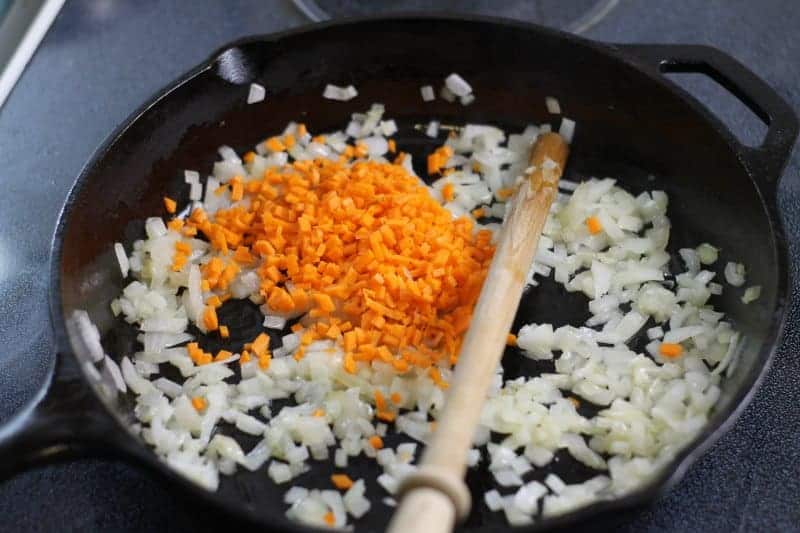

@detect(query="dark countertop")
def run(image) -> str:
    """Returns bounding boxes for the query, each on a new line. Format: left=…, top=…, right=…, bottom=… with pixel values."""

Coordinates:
left=0, top=0, right=798, bottom=531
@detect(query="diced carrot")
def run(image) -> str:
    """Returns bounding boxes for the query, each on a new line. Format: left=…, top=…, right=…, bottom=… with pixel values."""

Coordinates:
left=264, top=136, right=286, bottom=152
left=331, top=474, right=354, bottom=490
left=313, top=292, right=335, bottom=313
left=167, top=218, right=184, bottom=232
left=496, top=188, right=514, bottom=200
left=506, top=333, right=517, bottom=346
left=390, top=392, right=402, bottom=405
left=373, top=390, right=387, bottom=411
left=231, top=181, right=244, bottom=202
left=586, top=216, right=603, bottom=235
left=191, top=396, right=206, bottom=411
left=203, top=305, right=219, bottom=331
left=659, top=342, right=683, bottom=358
left=251, top=333, right=270, bottom=357
left=163, top=196, right=177, bottom=214
left=376, top=411, right=396, bottom=422
left=354, top=141, right=368, bottom=158
left=442, top=182, right=455, bottom=202
left=344, top=352, right=357, bottom=374
left=175, top=241, right=192, bottom=254
left=233, top=246, right=254, bottom=264
left=368, top=435, right=383, bottom=450
left=313, top=408, right=325, bottom=418
left=166, top=149, right=497, bottom=380
left=215, top=350, right=232, bottom=362
left=427, top=145, right=453, bottom=175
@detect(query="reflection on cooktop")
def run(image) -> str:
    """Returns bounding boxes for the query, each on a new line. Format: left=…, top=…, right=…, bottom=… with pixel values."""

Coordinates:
left=293, top=0, right=618, bottom=33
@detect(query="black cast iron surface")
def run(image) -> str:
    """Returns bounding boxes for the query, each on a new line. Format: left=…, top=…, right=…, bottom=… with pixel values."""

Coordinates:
left=0, top=1, right=798, bottom=531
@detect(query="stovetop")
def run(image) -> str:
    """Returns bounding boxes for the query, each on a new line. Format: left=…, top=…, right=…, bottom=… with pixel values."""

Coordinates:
left=0, top=0, right=798, bottom=531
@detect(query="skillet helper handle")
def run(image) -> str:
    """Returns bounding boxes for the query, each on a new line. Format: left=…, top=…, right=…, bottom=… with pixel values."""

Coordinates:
left=620, top=43, right=799, bottom=184
left=0, top=354, right=119, bottom=479
left=388, top=134, right=569, bottom=533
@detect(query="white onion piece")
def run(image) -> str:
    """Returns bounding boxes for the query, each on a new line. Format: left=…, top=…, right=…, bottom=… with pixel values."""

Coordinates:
left=545, top=96, right=561, bottom=114
left=114, top=243, right=130, bottom=278
left=420, top=85, right=435, bottom=101
left=103, top=356, right=127, bottom=392
left=724, top=262, right=746, bottom=286
left=72, top=310, right=104, bottom=362
left=742, top=285, right=761, bottom=303
left=425, top=120, right=440, bottom=138
left=444, top=73, right=472, bottom=97
left=558, top=118, right=576, bottom=143
left=247, top=83, right=266, bottom=104
left=323, top=84, right=358, bottom=101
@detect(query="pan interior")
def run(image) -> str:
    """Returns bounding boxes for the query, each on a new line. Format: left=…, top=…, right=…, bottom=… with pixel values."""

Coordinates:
left=57, top=18, right=779, bottom=530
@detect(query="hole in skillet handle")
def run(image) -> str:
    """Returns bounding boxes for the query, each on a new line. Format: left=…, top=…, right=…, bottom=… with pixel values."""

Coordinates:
left=618, top=43, right=799, bottom=194
left=662, top=71, right=767, bottom=148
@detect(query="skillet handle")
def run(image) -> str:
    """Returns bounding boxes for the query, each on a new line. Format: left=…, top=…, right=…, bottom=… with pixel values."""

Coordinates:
left=0, top=353, right=128, bottom=479
left=619, top=44, right=799, bottom=190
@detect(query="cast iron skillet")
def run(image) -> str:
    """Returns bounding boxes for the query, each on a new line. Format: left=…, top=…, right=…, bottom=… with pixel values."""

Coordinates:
left=1, top=15, right=797, bottom=532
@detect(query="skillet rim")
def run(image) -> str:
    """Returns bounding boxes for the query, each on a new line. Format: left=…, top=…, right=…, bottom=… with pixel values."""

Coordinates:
left=47, top=12, right=792, bottom=532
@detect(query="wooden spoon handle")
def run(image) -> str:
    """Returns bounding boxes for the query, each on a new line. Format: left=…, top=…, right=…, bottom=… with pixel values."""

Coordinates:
left=388, top=132, right=569, bottom=533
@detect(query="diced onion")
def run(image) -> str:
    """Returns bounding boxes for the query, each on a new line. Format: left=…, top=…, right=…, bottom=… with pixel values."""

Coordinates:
left=247, top=83, right=266, bottom=104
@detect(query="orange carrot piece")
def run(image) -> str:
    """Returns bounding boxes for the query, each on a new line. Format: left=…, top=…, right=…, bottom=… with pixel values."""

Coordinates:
left=344, top=352, right=357, bottom=374
left=203, top=305, right=219, bottom=331
left=374, top=390, right=388, bottom=411
left=191, top=396, right=206, bottom=411
left=251, top=333, right=270, bottom=357
left=331, top=474, right=354, bottom=490
left=586, top=216, right=603, bottom=235
left=659, top=342, right=683, bottom=358
left=376, top=411, right=396, bottom=422
left=442, top=182, right=455, bottom=202
left=163, top=196, right=177, bottom=214
left=167, top=218, right=184, bottom=232
left=264, top=136, right=286, bottom=152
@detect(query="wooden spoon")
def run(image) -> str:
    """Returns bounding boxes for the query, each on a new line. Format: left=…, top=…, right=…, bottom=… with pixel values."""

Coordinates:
left=388, top=132, right=569, bottom=533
